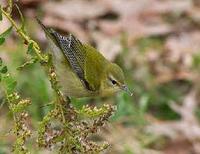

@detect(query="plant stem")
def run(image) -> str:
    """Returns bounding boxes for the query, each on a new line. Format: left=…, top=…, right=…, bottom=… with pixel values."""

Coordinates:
left=1, top=6, right=68, bottom=123
left=1, top=8, right=47, bottom=62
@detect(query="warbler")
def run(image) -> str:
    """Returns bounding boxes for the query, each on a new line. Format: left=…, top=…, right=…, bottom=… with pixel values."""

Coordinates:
left=37, top=19, right=132, bottom=98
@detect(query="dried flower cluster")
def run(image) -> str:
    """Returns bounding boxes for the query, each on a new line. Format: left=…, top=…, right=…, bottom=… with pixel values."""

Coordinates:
left=0, top=59, right=32, bottom=153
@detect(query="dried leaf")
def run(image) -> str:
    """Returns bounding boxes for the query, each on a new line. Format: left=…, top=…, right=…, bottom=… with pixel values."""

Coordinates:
left=146, top=90, right=200, bottom=154
left=43, top=0, right=107, bottom=21
left=42, top=16, right=89, bottom=42
left=20, top=0, right=47, bottom=5
left=165, top=31, right=200, bottom=66
left=92, top=33, right=122, bottom=61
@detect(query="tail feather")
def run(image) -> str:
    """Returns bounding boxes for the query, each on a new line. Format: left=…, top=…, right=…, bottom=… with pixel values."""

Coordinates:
left=36, top=18, right=53, bottom=39
left=37, top=18, right=63, bottom=49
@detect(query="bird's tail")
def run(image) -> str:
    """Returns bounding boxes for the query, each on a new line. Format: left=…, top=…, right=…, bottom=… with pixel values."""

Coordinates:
left=36, top=18, right=65, bottom=61
left=36, top=18, right=57, bottom=44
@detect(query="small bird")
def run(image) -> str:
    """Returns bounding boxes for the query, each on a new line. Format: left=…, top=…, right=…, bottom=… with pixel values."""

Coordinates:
left=37, top=19, right=132, bottom=98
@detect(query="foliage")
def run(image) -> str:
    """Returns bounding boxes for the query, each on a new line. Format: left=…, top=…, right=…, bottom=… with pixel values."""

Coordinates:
left=0, top=1, right=116, bottom=153
left=0, top=58, right=31, bottom=153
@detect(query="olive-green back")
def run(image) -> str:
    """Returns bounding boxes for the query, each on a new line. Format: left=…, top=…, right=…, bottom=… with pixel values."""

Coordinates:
left=84, top=44, right=108, bottom=91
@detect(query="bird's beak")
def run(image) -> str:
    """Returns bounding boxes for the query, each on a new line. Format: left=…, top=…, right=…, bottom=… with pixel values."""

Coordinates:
left=121, top=85, right=133, bottom=96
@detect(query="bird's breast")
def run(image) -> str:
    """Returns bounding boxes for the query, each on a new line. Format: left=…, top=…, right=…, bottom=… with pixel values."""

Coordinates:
left=54, top=60, right=97, bottom=98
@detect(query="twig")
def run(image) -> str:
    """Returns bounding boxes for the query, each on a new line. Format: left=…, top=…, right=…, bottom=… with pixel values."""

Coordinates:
left=1, top=8, right=47, bottom=62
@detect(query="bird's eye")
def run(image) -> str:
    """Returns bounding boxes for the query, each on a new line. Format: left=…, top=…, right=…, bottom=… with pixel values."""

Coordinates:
left=108, top=76, right=118, bottom=86
left=111, top=80, right=117, bottom=85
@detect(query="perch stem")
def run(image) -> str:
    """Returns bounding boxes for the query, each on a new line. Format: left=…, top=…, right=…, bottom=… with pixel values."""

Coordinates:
left=1, top=6, right=68, bottom=123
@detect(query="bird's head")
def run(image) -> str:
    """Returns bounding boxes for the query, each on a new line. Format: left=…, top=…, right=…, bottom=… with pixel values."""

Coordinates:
left=100, top=63, right=132, bottom=96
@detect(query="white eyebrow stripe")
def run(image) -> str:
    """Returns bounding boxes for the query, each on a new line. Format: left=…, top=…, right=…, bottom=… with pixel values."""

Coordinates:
left=108, top=75, right=119, bottom=84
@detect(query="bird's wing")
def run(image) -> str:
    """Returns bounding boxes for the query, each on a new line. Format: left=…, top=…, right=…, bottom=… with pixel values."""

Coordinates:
left=83, top=44, right=106, bottom=91
left=51, top=33, right=86, bottom=79
left=37, top=19, right=99, bottom=91
left=52, top=33, right=105, bottom=91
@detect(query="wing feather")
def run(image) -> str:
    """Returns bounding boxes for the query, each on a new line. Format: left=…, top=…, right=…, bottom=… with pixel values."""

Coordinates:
left=51, top=32, right=95, bottom=91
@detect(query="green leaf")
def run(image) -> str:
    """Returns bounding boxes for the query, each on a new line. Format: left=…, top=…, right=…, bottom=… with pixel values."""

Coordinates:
left=27, top=42, right=33, bottom=54
left=0, top=66, right=7, bottom=73
left=0, top=26, right=13, bottom=38
left=0, top=37, right=5, bottom=45
left=3, top=75, right=17, bottom=94
left=0, top=57, right=2, bottom=66
left=17, top=57, right=38, bottom=70
left=0, top=74, right=1, bottom=82
left=0, top=5, right=2, bottom=21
